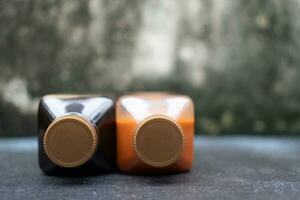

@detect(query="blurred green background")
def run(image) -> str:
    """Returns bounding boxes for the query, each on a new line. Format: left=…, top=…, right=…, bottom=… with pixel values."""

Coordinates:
left=1, top=0, right=300, bottom=137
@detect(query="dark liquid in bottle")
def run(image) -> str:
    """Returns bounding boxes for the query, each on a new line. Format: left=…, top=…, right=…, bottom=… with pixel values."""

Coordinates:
left=38, top=95, right=116, bottom=176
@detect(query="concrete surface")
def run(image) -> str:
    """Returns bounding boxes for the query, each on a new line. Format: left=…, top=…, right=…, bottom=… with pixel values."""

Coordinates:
left=0, top=136, right=299, bottom=200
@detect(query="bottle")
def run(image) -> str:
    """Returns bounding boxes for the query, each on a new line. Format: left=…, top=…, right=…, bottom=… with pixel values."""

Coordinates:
left=38, top=94, right=116, bottom=175
left=116, top=92, right=194, bottom=174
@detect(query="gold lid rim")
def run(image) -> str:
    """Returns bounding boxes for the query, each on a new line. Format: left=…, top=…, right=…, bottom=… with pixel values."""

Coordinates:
left=133, top=115, right=184, bottom=168
left=43, top=115, right=98, bottom=168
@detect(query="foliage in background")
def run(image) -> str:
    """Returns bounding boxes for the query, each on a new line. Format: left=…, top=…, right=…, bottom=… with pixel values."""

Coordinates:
left=202, top=0, right=300, bottom=135
left=1, top=0, right=300, bottom=136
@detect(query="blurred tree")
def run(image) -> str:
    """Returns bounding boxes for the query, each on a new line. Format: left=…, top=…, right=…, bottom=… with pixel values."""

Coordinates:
left=0, top=0, right=141, bottom=136
left=202, top=0, right=300, bottom=135
left=1, top=0, right=300, bottom=137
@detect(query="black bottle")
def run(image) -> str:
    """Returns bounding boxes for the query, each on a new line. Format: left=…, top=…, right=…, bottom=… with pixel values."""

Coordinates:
left=38, top=95, right=116, bottom=175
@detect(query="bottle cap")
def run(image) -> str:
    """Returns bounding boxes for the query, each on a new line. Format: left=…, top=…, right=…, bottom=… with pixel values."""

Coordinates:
left=134, top=115, right=184, bottom=168
left=43, top=115, right=97, bottom=168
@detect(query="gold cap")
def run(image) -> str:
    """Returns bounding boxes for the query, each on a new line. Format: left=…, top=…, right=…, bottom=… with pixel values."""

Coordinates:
left=134, top=115, right=184, bottom=168
left=43, top=115, right=97, bottom=168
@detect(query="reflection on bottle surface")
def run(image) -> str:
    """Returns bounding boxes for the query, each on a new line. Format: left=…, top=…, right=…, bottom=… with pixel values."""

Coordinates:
left=38, top=94, right=116, bottom=175
left=116, top=92, right=195, bottom=174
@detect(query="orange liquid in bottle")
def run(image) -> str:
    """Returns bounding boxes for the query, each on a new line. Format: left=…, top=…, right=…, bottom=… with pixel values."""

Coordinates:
left=116, top=92, right=195, bottom=174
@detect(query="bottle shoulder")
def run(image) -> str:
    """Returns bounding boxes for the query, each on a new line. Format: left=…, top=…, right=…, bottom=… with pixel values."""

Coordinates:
left=39, top=95, right=114, bottom=122
left=117, top=93, right=194, bottom=121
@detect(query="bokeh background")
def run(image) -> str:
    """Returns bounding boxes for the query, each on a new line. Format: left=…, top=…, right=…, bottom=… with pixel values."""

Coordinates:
left=1, top=0, right=300, bottom=137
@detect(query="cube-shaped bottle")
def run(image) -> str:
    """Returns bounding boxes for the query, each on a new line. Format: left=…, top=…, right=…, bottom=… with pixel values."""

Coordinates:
left=116, top=92, right=194, bottom=173
left=38, top=95, right=116, bottom=175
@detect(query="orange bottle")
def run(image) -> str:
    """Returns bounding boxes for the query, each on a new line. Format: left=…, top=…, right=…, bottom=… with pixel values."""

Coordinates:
left=116, top=92, right=194, bottom=173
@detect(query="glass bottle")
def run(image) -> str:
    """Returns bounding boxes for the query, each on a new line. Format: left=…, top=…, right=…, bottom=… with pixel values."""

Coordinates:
left=116, top=92, right=194, bottom=173
left=38, top=94, right=116, bottom=175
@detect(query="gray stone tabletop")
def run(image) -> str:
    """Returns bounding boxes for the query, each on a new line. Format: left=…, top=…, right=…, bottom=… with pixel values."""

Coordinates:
left=0, top=136, right=299, bottom=200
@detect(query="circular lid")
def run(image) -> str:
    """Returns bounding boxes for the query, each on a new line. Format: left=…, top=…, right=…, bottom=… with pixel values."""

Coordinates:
left=43, top=115, right=97, bottom=168
left=134, top=115, right=184, bottom=168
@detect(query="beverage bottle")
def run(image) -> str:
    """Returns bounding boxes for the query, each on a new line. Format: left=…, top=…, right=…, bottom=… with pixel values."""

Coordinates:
left=116, top=92, right=194, bottom=173
left=38, top=95, right=115, bottom=175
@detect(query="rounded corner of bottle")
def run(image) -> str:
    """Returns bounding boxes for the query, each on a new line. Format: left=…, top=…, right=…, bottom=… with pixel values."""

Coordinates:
left=180, top=158, right=194, bottom=172
left=38, top=160, right=46, bottom=174
left=105, top=97, right=115, bottom=106
left=38, top=154, right=51, bottom=175
left=40, top=94, right=53, bottom=101
left=38, top=98, right=45, bottom=109
left=116, top=161, right=128, bottom=173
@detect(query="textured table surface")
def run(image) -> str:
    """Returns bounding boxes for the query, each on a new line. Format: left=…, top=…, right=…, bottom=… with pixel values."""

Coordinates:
left=0, top=136, right=300, bottom=200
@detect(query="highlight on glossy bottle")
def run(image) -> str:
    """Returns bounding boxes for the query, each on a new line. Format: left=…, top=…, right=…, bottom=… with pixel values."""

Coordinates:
left=116, top=92, right=195, bottom=173
left=38, top=94, right=116, bottom=175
